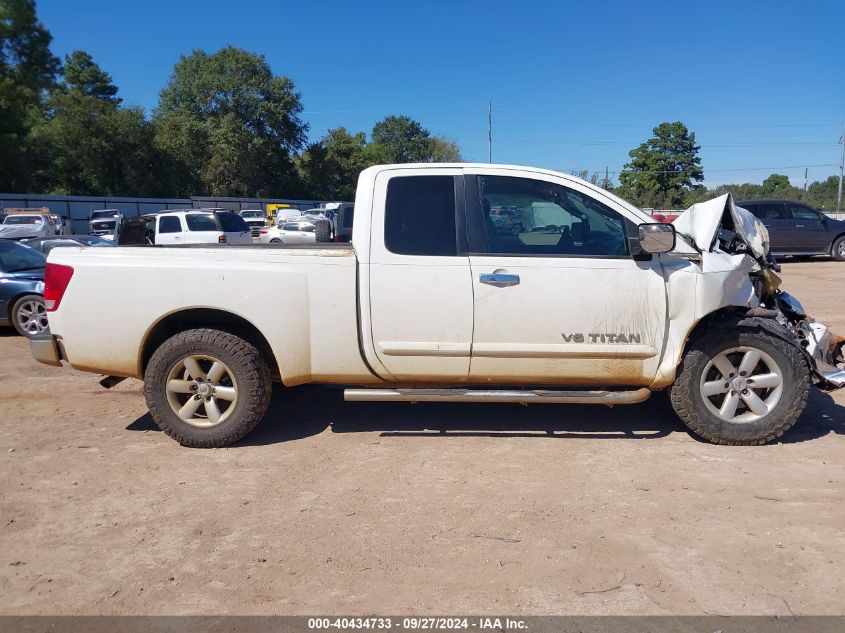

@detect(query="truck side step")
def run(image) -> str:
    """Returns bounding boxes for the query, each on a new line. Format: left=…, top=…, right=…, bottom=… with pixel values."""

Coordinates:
left=343, top=387, right=652, bottom=405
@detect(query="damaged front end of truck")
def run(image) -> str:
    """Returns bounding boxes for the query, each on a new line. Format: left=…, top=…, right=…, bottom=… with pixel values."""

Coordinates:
left=673, top=193, right=845, bottom=390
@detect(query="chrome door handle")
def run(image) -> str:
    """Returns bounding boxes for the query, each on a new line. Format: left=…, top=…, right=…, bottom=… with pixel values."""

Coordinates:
left=480, top=272, right=520, bottom=287
left=795, top=224, right=805, bottom=228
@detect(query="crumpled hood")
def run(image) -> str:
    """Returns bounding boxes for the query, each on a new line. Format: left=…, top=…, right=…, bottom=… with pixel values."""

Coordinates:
left=672, top=193, right=769, bottom=258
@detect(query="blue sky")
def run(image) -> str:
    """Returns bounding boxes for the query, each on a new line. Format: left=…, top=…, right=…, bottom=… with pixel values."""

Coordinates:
left=39, top=0, right=844, bottom=187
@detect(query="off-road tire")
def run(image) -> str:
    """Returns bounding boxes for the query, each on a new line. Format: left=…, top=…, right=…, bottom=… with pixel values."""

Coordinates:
left=669, top=327, right=810, bottom=445
left=11, top=294, right=48, bottom=338
left=144, top=329, right=272, bottom=448
left=831, top=235, right=845, bottom=262
left=314, top=219, right=331, bottom=243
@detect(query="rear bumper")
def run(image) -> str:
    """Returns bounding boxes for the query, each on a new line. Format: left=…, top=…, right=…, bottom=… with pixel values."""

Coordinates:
left=29, top=333, right=63, bottom=367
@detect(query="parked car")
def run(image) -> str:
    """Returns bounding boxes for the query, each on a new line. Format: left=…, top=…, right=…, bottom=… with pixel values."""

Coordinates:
left=736, top=200, right=845, bottom=261
left=29, top=164, right=844, bottom=449
left=134, top=210, right=251, bottom=246
left=258, top=221, right=318, bottom=245
left=23, top=235, right=117, bottom=255
left=88, top=209, right=124, bottom=238
left=0, top=212, right=60, bottom=240
left=0, top=240, right=47, bottom=337
left=239, top=209, right=268, bottom=236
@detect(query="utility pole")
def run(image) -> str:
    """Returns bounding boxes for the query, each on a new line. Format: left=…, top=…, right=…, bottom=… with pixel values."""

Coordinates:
left=804, top=167, right=808, bottom=191
left=604, top=166, right=609, bottom=190
left=838, top=125, right=844, bottom=212
left=488, top=101, right=493, bottom=163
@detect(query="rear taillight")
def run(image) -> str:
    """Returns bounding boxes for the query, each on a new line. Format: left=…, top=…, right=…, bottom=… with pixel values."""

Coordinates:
left=44, top=263, right=74, bottom=312
left=259, top=230, right=268, bottom=234
left=218, top=235, right=227, bottom=243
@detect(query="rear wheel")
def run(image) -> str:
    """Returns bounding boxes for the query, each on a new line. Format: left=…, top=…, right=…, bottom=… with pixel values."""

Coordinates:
left=831, top=235, right=845, bottom=262
left=669, top=327, right=809, bottom=445
left=144, top=329, right=272, bottom=448
left=12, top=295, right=49, bottom=337
left=270, top=238, right=282, bottom=244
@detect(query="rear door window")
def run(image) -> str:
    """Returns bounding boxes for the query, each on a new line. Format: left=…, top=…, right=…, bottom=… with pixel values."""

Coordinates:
left=754, top=203, right=788, bottom=220
left=384, top=175, right=457, bottom=256
left=158, top=216, right=182, bottom=233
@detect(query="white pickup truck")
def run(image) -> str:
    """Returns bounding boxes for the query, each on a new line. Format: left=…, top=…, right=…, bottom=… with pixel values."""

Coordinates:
left=30, top=164, right=844, bottom=448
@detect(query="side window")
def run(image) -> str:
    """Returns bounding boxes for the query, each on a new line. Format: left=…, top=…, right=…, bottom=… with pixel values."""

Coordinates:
left=158, top=216, right=182, bottom=233
left=789, top=205, right=821, bottom=221
left=755, top=203, right=787, bottom=220
left=477, top=176, right=627, bottom=257
left=385, top=175, right=457, bottom=256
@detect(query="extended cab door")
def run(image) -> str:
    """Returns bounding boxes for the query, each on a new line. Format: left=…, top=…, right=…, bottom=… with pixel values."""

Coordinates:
left=366, top=168, right=473, bottom=381
left=463, top=168, right=667, bottom=386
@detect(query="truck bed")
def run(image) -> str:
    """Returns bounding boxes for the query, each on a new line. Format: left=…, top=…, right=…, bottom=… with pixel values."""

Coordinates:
left=46, top=245, right=376, bottom=385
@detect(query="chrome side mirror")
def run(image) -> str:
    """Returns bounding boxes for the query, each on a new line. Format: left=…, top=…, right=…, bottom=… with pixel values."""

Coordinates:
left=638, top=223, right=676, bottom=254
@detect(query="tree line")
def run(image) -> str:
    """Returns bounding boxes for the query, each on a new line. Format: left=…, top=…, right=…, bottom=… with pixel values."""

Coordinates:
left=609, top=121, right=840, bottom=211
left=0, top=0, right=460, bottom=201
left=2, top=0, right=838, bottom=210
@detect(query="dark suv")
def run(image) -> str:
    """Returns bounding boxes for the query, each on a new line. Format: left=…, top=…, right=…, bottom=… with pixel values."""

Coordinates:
left=737, top=200, right=845, bottom=261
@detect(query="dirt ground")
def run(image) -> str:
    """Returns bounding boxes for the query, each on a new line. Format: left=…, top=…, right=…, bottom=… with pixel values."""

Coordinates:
left=1, top=261, right=843, bottom=616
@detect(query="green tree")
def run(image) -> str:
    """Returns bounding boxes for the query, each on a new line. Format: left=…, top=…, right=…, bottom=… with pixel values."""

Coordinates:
left=761, top=173, right=791, bottom=196
left=428, top=136, right=462, bottom=162
left=60, top=50, right=119, bottom=103
left=370, top=115, right=433, bottom=163
left=617, top=121, right=704, bottom=208
left=806, top=175, right=839, bottom=210
left=153, top=46, right=307, bottom=197
left=41, top=51, right=168, bottom=196
left=0, top=0, right=60, bottom=191
left=297, top=127, right=380, bottom=200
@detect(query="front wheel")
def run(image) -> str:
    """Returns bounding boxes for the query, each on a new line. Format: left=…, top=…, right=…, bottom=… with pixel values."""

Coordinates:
left=144, top=329, right=272, bottom=447
left=669, top=327, right=810, bottom=445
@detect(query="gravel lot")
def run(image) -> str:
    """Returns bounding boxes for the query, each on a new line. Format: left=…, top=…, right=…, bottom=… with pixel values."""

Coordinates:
left=1, top=262, right=843, bottom=615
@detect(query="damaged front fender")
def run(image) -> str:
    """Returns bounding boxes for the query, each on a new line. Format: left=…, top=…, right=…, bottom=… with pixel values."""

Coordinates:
left=793, top=318, right=845, bottom=389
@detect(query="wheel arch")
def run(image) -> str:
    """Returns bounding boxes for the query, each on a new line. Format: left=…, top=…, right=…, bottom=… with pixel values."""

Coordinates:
left=139, top=308, right=280, bottom=381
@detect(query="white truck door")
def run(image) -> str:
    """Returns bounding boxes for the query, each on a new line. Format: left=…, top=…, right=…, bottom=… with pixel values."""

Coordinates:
left=367, top=168, right=473, bottom=381
left=464, top=169, right=668, bottom=386
left=156, top=215, right=183, bottom=245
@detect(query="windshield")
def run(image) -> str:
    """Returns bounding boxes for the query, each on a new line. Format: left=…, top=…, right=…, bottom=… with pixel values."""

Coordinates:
left=241, top=211, right=263, bottom=218
left=0, top=241, right=46, bottom=272
left=185, top=214, right=220, bottom=232
left=4, top=215, right=43, bottom=225
left=216, top=213, right=249, bottom=232
left=91, top=211, right=119, bottom=220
